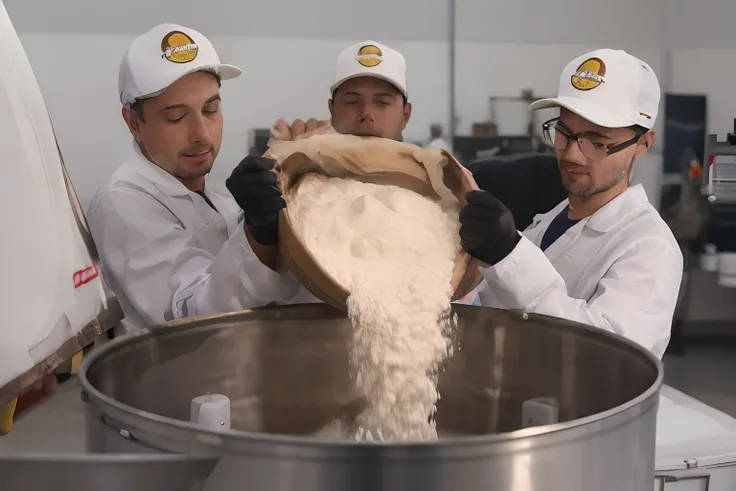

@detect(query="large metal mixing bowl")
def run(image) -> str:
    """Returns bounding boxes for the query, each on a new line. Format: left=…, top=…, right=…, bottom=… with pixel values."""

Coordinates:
left=79, top=304, right=663, bottom=491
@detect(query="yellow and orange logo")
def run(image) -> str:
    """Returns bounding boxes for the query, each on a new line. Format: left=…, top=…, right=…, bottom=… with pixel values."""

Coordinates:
left=161, top=31, right=198, bottom=64
left=356, top=45, right=383, bottom=67
left=571, top=57, right=606, bottom=91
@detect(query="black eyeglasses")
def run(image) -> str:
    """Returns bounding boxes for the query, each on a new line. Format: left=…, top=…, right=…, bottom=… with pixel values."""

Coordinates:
left=542, top=118, right=647, bottom=162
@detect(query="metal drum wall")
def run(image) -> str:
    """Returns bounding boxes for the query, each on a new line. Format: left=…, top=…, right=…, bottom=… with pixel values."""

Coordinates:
left=79, top=304, right=663, bottom=491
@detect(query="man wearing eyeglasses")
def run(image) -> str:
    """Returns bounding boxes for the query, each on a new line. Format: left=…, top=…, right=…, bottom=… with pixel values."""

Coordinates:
left=459, top=49, right=683, bottom=358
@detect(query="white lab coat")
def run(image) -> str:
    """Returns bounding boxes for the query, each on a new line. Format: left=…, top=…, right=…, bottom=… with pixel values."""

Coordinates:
left=87, top=146, right=308, bottom=332
left=478, top=184, right=683, bottom=359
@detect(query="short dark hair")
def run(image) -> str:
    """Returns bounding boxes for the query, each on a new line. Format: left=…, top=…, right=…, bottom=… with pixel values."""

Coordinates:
left=129, top=71, right=222, bottom=122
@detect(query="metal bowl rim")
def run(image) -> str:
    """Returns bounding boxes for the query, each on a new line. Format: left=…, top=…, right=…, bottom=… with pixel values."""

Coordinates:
left=78, top=304, right=664, bottom=449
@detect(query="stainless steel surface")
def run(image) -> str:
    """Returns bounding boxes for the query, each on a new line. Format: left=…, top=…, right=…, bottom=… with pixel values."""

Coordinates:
left=0, top=454, right=217, bottom=491
left=79, top=304, right=663, bottom=491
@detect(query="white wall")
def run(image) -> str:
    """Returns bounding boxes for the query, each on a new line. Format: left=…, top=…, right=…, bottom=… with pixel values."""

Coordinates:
left=670, top=48, right=736, bottom=140
left=665, top=0, right=736, bottom=139
left=6, top=0, right=665, bottom=207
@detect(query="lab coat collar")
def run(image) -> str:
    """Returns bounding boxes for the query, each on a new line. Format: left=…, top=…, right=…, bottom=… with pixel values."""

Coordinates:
left=529, top=184, right=650, bottom=233
left=127, top=141, right=208, bottom=198
left=533, top=200, right=569, bottom=224
left=585, top=184, right=649, bottom=232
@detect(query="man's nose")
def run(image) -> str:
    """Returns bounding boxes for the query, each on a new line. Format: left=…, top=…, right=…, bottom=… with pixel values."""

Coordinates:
left=189, top=113, right=211, bottom=144
left=358, top=104, right=374, bottom=121
left=561, top=137, right=586, bottom=164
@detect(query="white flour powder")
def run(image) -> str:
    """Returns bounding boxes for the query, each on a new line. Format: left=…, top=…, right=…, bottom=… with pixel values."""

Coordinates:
left=289, top=174, right=461, bottom=442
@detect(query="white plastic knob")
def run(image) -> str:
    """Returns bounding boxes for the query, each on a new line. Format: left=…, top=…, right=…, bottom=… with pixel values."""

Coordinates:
left=521, top=397, right=559, bottom=428
left=191, top=394, right=231, bottom=430
left=701, top=244, right=718, bottom=272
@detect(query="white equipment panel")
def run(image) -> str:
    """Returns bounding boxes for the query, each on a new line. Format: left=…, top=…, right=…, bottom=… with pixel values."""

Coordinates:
left=655, top=385, right=736, bottom=490
left=0, top=0, right=121, bottom=402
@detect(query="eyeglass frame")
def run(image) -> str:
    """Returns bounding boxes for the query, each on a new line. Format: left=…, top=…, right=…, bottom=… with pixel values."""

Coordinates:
left=542, top=117, right=649, bottom=161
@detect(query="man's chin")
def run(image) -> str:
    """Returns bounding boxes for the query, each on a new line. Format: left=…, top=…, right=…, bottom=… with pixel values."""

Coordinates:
left=563, top=182, right=593, bottom=198
left=175, top=165, right=213, bottom=181
left=336, top=125, right=397, bottom=140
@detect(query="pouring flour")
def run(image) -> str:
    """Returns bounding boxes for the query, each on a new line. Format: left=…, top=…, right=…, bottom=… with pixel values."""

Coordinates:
left=269, top=133, right=480, bottom=442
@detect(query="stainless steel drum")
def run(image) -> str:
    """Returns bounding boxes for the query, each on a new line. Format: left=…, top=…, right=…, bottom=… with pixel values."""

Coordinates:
left=78, top=304, right=663, bottom=491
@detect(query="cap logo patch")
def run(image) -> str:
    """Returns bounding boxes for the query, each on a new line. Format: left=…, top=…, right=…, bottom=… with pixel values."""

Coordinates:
left=161, top=31, right=198, bottom=64
left=571, top=57, right=606, bottom=91
left=356, top=45, right=383, bottom=67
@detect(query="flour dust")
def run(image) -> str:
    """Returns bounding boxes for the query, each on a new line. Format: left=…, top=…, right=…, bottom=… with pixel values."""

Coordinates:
left=289, top=174, right=461, bottom=442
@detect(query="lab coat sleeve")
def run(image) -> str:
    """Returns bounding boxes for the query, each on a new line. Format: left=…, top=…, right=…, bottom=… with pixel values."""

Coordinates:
left=87, top=189, right=301, bottom=326
left=479, top=235, right=683, bottom=358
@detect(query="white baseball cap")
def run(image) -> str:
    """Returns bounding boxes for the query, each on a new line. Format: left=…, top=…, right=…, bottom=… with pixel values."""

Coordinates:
left=529, top=49, right=660, bottom=129
left=330, top=40, right=408, bottom=98
left=119, top=23, right=242, bottom=106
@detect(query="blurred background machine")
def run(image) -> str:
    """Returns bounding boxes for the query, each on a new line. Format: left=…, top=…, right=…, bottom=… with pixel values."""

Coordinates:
left=701, top=122, right=736, bottom=291
left=452, top=89, right=550, bottom=164
left=489, top=89, right=543, bottom=139
left=452, top=136, right=537, bottom=164
left=703, top=121, right=736, bottom=205
left=660, top=96, right=736, bottom=348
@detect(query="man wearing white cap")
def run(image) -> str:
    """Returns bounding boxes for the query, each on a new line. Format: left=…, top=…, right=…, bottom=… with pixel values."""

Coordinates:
left=327, top=40, right=411, bottom=140
left=88, top=24, right=301, bottom=332
left=459, top=49, right=683, bottom=358
left=227, top=40, right=412, bottom=268
left=270, top=40, right=411, bottom=142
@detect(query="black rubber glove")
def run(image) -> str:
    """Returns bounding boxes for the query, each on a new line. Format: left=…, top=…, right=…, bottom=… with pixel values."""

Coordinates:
left=226, top=156, right=285, bottom=246
left=459, top=190, right=521, bottom=266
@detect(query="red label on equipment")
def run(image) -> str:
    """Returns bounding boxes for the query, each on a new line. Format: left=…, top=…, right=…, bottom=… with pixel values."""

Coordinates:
left=73, top=263, right=99, bottom=288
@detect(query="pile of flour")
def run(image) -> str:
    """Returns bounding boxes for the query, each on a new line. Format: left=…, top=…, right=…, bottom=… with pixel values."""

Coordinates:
left=289, top=174, right=462, bottom=442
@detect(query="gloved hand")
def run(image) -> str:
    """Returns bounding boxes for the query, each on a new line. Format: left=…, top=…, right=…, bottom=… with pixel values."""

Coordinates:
left=226, top=156, right=285, bottom=246
left=459, top=190, right=521, bottom=266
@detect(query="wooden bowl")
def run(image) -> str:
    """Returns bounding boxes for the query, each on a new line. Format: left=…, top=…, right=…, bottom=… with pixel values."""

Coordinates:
left=267, top=134, right=483, bottom=312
